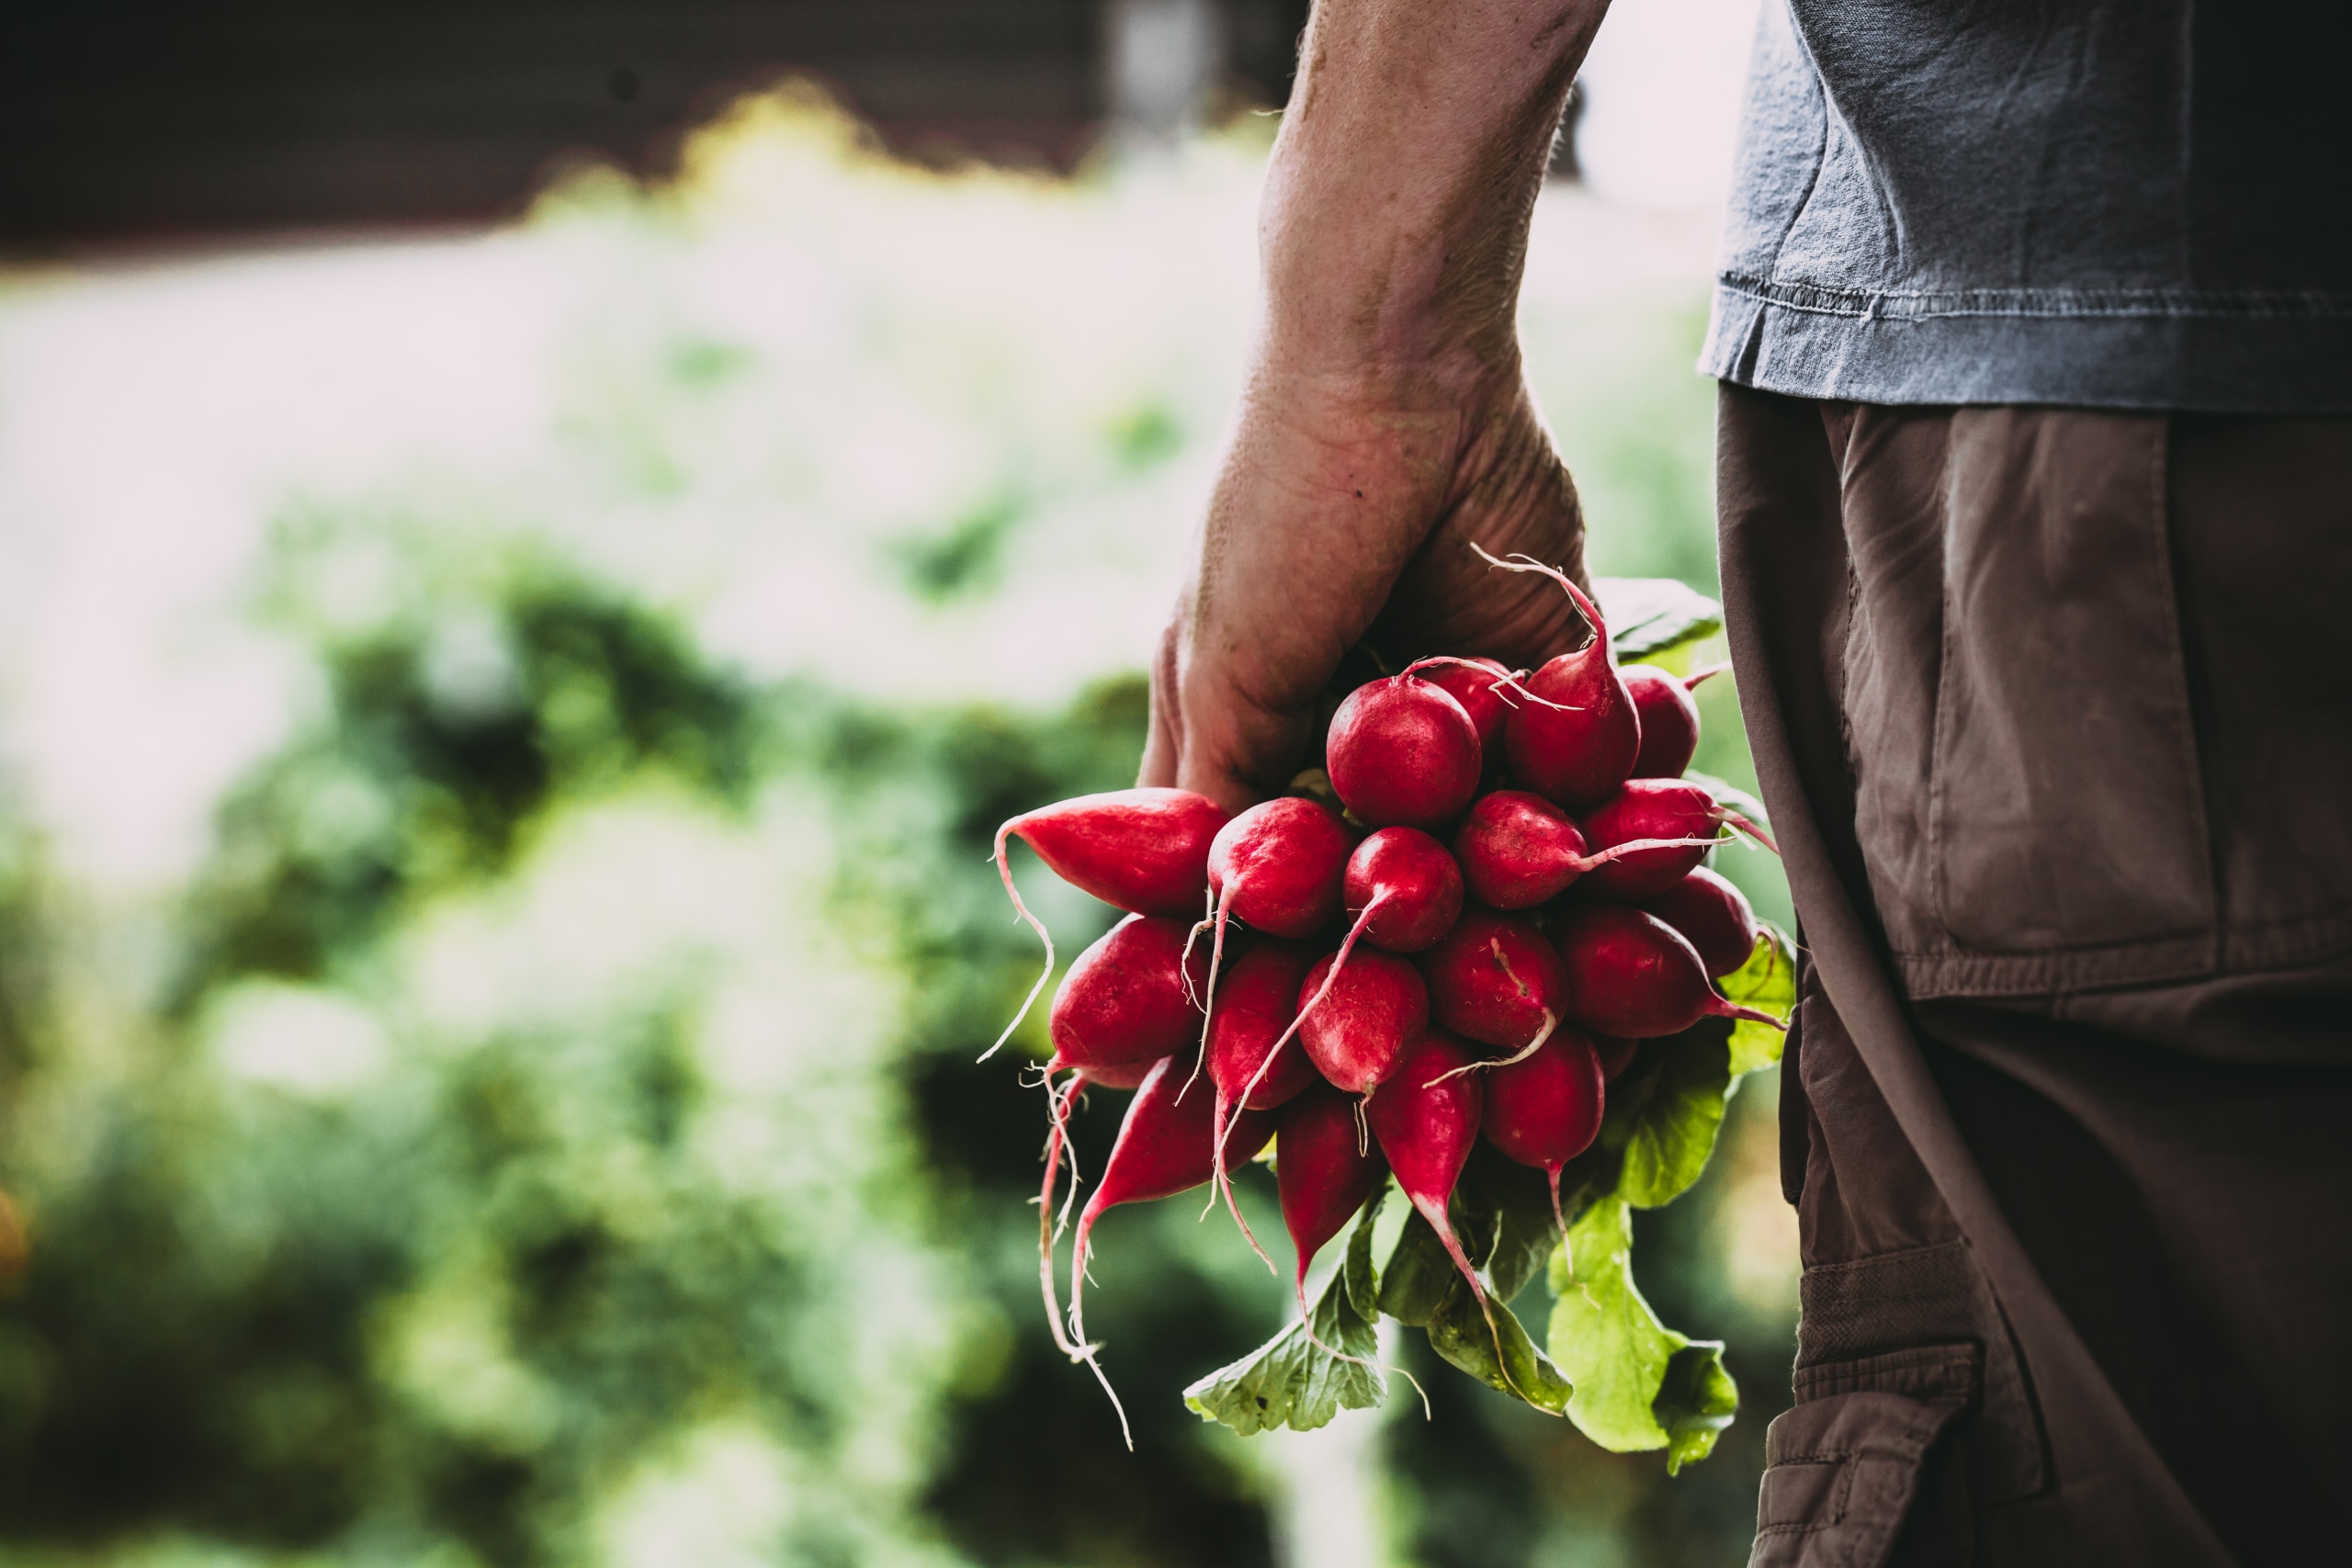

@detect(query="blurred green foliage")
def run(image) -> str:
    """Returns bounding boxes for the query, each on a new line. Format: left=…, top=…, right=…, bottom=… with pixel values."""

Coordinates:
left=0, top=91, right=1796, bottom=1568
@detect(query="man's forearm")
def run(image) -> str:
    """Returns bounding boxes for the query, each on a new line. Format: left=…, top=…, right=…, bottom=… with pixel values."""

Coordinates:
left=1260, top=0, right=1611, bottom=380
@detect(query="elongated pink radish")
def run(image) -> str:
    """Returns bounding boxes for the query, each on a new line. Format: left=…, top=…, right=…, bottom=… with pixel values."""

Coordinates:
left=1342, top=827, right=1465, bottom=953
left=1297, top=947, right=1429, bottom=1095
left=1575, top=777, right=1772, bottom=900
left=1553, top=904, right=1788, bottom=1038
left=1453, top=789, right=1723, bottom=909
left=1205, top=941, right=1319, bottom=1258
left=1593, top=1033, right=1640, bottom=1082
left=1207, top=942, right=1322, bottom=1112
left=1276, top=1081, right=1389, bottom=1321
left=1326, top=675, right=1483, bottom=829
left=1366, top=1029, right=1515, bottom=1373
left=1641, top=866, right=1762, bottom=977
left=1067, top=1055, right=1275, bottom=1445
left=1415, top=657, right=1516, bottom=782
left=1419, top=908, right=1569, bottom=1058
left=985, top=788, right=1230, bottom=1059
left=1482, top=1030, right=1606, bottom=1238
left=1045, top=914, right=1210, bottom=1081
left=1475, top=548, right=1641, bottom=807
left=1621, top=665, right=1703, bottom=780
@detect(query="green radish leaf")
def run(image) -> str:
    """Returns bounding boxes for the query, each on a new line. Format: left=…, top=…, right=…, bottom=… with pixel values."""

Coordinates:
left=1186, top=1195, right=1385, bottom=1434
left=1450, top=1144, right=1565, bottom=1304
left=1722, top=921, right=1797, bottom=1076
left=1682, top=770, right=1772, bottom=837
left=1374, top=1205, right=1460, bottom=1328
left=1655, top=1341, right=1740, bottom=1474
left=1548, top=1194, right=1726, bottom=1454
left=1598, top=578, right=1724, bottom=667
left=1616, top=1027, right=1736, bottom=1210
left=1426, top=1281, right=1575, bottom=1415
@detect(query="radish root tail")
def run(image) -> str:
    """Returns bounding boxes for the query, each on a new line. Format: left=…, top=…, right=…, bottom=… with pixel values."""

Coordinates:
left=1429, top=1008, right=1557, bottom=1083
left=983, top=819, right=1055, bottom=1063
left=1726, top=812, right=1781, bottom=856
left=1469, top=544, right=1611, bottom=655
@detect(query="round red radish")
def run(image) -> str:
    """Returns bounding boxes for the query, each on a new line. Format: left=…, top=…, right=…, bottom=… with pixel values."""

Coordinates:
left=1366, top=1030, right=1491, bottom=1306
left=1641, top=866, right=1762, bottom=977
left=1593, top=1033, right=1640, bottom=1081
left=1046, top=914, right=1209, bottom=1078
left=1574, top=778, right=1739, bottom=899
left=1494, top=572, right=1640, bottom=807
left=1483, top=1029, right=1606, bottom=1170
left=1621, top=665, right=1702, bottom=780
left=1207, top=798, right=1352, bottom=940
left=1414, top=658, right=1515, bottom=780
left=1275, top=1082, right=1388, bottom=1316
left=1483, top=1028, right=1606, bottom=1235
left=1325, top=676, right=1483, bottom=830
left=1342, top=827, right=1465, bottom=953
left=1419, top=907, right=1570, bottom=1052
left=1206, top=942, right=1321, bottom=1112
left=1297, top=947, right=1428, bottom=1094
left=1553, top=904, right=1785, bottom=1039
left=997, top=787, right=1229, bottom=917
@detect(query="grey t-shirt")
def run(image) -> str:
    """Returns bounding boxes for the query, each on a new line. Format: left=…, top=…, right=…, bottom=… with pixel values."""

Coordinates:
left=1700, top=0, right=2352, bottom=412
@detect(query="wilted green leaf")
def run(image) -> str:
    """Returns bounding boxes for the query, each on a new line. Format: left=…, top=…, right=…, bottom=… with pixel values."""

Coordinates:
left=1615, top=1030, right=1735, bottom=1210
left=1598, top=578, right=1724, bottom=666
left=1722, top=921, right=1797, bottom=1076
left=1549, top=1194, right=1719, bottom=1455
left=1452, top=1144, right=1565, bottom=1304
left=1374, top=1203, right=1461, bottom=1328
left=1186, top=1195, right=1385, bottom=1434
left=1426, top=1282, right=1574, bottom=1415
left=1655, top=1341, right=1739, bottom=1474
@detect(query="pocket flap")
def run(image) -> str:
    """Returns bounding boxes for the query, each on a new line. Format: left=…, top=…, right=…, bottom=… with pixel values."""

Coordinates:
left=1750, top=1385, right=1971, bottom=1568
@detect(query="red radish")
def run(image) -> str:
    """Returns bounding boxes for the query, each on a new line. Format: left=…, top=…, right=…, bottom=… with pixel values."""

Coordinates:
left=1207, top=942, right=1322, bottom=1112
left=1206, top=798, right=1354, bottom=940
left=1367, top=1031, right=1512, bottom=1367
left=1453, top=789, right=1723, bottom=909
left=1205, top=941, right=1320, bottom=1257
left=1195, top=797, right=1354, bottom=1100
left=1297, top=947, right=1429, bottom=1095
left=1476, top=549, right=1641, bottom=807
left=1482, top=1030, right=1606, bottom=1238
left=1419, top=907, right=1570, bottom=1056
left=1045, top=914, right=1210, bottom=1080
left=985, top=787, right=1229, bottom=1058
left=1067, top=1055, right=1275, bottom=1444
left=1341, top=827, right=1465, bottom=953
left=1621, top=665, right=1705, bottom=779
left=1325, top=675, right=1483, bottom=829
left=1641, top=866, right=1763, bottom=977
left=1553, top=904, right=1787, bottom=1038
left=1593, top=1033, right=1640, bottom=1081
left=1415, top=657, right=1517, bottom=779
left=1275, top=1082, right=1388, bottom=1321
left=1576, top=778, right=1773, bottom=900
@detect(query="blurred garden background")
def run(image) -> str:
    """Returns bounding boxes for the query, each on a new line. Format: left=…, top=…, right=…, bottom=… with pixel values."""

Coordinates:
left=0, top=4, right=1791, bottom=1563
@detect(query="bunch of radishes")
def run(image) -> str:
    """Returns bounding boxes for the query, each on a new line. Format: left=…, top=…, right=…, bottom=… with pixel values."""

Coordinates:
left=987, top=559, right=1784, bottom=1444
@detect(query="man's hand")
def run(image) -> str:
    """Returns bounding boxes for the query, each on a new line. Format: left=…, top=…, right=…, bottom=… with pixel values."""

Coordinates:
left=1138, top=0, right=1611, bottom=813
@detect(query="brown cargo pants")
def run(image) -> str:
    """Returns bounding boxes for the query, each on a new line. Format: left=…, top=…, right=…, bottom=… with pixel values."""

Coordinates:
left=1717, top=387, right=2352, bottom=1568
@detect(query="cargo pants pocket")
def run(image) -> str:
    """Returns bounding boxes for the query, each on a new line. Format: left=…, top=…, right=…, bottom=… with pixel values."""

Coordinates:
left=1831, top=405, right=2219, bottom=998
left=1749, top=1347, right=1977, bottom=1568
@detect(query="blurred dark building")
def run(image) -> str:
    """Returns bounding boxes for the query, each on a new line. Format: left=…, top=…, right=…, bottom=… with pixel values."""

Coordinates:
left=0, top=0, right=1311, bottom=250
